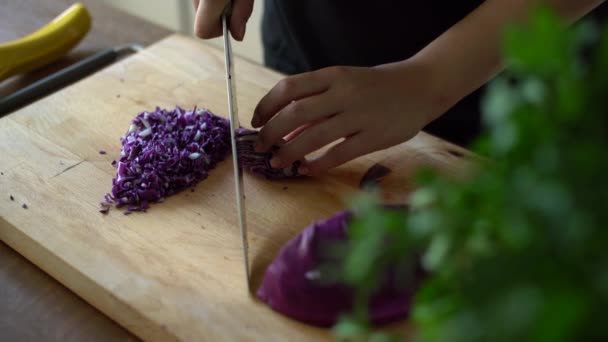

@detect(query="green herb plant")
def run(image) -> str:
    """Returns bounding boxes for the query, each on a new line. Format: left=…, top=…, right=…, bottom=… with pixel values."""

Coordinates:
left=332, top=6, right=608, bottom=342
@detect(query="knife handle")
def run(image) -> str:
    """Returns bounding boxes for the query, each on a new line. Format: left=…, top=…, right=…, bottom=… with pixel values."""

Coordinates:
left=0, top=48, right=117, bottom=116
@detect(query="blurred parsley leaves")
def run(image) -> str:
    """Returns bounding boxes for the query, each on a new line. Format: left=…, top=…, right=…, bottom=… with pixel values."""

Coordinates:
left=332, top=6, right=608, bottom=342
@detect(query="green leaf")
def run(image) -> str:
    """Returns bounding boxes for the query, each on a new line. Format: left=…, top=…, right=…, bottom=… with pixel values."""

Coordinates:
left=369, top=332, right=401, bottom=342
left=481, top=78, right=518, bottom=128
left=331, top=6, right=608, bottom=342
left=332, top=315, right=369, bottom=340
left=422, top=233, right=450, bottom=270
left=520, top=76, right=546, bottom=105
left=409, top=188, right=437, bottom=210
left=503, top=6, right=569, bottom=74
left=531, top=292, right=587, bottom=342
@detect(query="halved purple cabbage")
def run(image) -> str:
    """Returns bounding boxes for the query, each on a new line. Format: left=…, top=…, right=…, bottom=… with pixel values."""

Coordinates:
left=101, top=107, right=231, bottom=214
left=236, top=128, right=303, bottom=180
left=257, top=208, right=423, bottom=327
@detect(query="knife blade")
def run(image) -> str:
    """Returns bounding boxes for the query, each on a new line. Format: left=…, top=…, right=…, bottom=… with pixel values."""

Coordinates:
left=222, top=8, right=250, bottom=292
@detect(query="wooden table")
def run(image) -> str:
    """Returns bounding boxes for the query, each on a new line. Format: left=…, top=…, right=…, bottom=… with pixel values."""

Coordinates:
left=0, top=1, right=170, bottom=340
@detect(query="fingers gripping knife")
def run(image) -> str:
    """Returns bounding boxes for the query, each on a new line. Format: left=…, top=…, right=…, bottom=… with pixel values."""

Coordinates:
left=222, top=6, right=250, bottom=293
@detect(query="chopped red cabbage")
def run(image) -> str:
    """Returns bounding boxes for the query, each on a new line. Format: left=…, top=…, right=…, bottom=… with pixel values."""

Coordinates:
left=257, top=207, right=422, bottom=327
left=102, top=107, right=231, bottom=214
left=236, top=128, right=303, bottom=179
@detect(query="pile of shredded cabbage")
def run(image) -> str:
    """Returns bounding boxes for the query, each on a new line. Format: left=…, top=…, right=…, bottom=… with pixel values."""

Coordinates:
left=101, top=107, right=231, bottom=214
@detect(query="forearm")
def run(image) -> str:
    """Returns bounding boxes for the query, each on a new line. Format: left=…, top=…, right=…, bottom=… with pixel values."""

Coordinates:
left=409, top=0, right=605, bottom=121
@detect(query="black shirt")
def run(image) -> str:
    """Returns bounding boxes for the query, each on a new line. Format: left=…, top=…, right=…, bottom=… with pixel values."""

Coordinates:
left=261, top=0, right=608, bottom=146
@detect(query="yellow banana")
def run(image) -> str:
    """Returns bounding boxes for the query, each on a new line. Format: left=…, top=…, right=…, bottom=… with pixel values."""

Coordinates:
left=0, top=3, right=91, bottom=82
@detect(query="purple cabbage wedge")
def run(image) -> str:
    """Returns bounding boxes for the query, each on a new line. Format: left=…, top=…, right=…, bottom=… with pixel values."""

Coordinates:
left=257, top=207, right=423, bottom=327
left=101, top=107, right=231, bottom=214
left=236, top=128, right=303, bottom=179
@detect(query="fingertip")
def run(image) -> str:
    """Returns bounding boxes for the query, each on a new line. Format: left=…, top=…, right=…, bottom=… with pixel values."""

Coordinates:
left=194, top=23, right=222, bottom=39
left=230, top=0, right=252, bottom=41
left=251, top=115, right=261, bottom=128
left=252, top=105, right=270, bottom=128
left=297, top=165, right=310, bottom=175
left=251, top=102, right=267, bottom=127
left=231, top=23, right=246, bottom=41
left=255, top=132, right=271, bottom=152
left=238, top=23, right=246, bottom=41
left=269, top=157, right=281, bottom=168
left=254, top=141, right=265, bottom=153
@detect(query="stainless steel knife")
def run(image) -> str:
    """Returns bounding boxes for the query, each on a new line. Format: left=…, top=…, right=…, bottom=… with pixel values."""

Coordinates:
left=222, top=8, right=250, bottom=292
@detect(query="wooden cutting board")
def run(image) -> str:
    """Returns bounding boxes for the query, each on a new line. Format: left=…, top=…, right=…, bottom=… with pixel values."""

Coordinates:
left=0, top=34, right=471, bottom=341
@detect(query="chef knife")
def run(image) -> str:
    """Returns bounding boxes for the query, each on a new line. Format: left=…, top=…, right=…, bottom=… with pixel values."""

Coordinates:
left=222, top=6, right=250, bottom=292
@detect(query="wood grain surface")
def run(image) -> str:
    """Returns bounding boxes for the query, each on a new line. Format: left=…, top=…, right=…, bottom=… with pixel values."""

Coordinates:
left=0, top=33, right=472, bottom=341
left=1, top=1, right=170, bottom=340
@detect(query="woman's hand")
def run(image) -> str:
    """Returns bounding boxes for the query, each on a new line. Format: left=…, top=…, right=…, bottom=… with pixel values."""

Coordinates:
left=192, top=0, right=254, bottom=41
left=251, top=59, right=455, bottom=176
left=247, top=0, right=604, bottom=176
